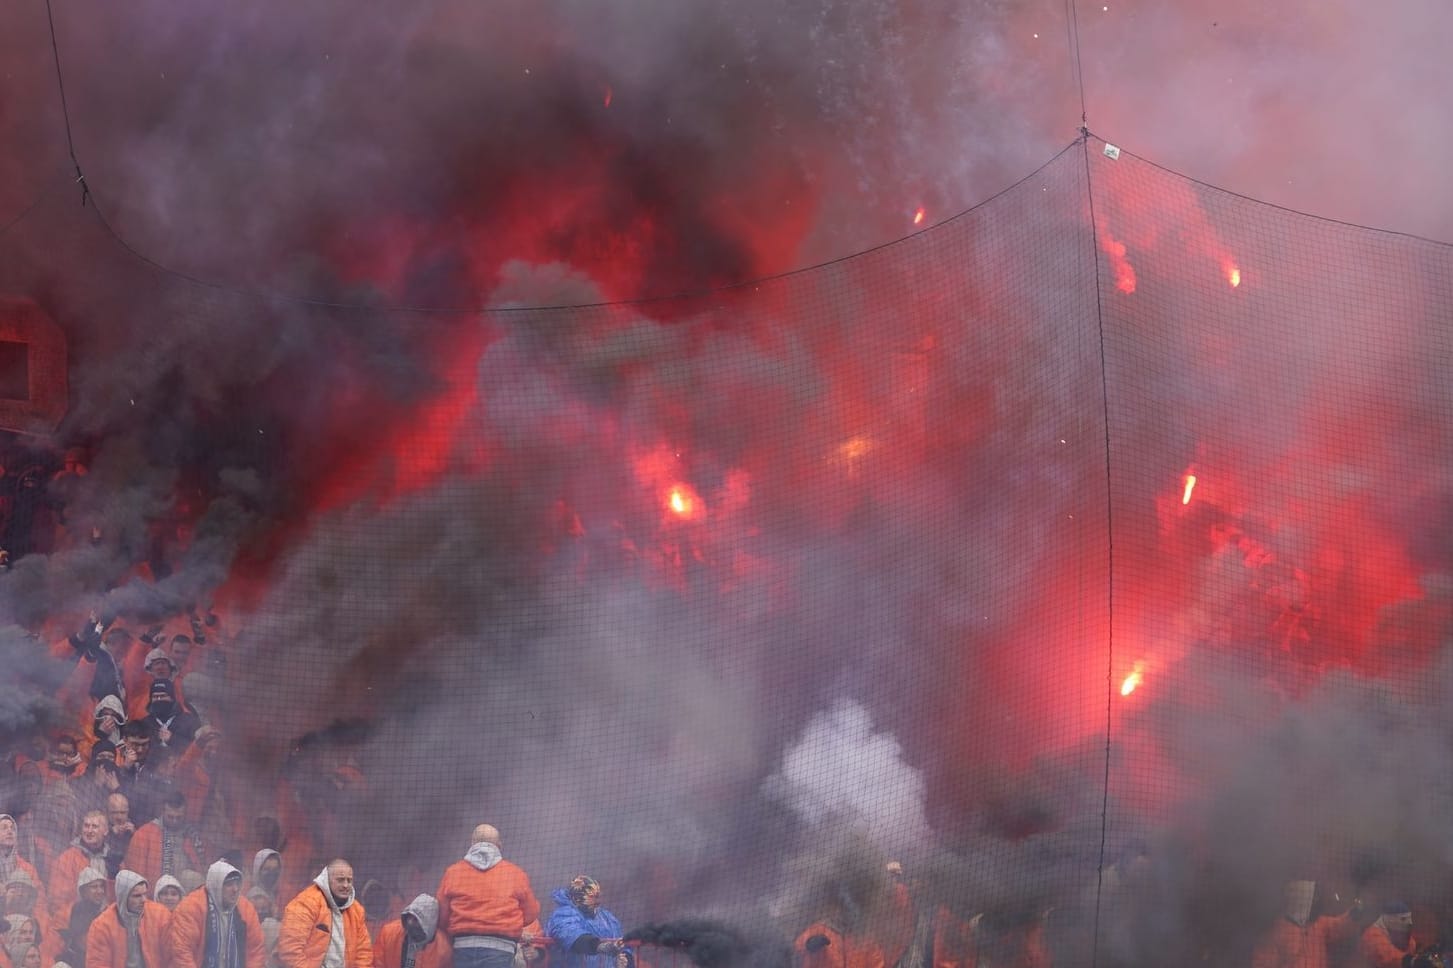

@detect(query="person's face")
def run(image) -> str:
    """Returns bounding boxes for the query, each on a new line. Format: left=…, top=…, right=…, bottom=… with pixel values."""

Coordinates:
left=81, top=881, right=107, bottom=905
left=149, top=660, right=174, bottom=680
left=22, top=946, right=40, bottom=968
left=172, top=640, right=192, bottom=667
left=222, top=877, right=242, bottom=908
left=403, top=914, right=427, bottom=943
left=259, top=857, right=281, bottom=886
left=125, top=736, right=150, bottom=766
left=14, top=920, right=36, bottom=945
left=201, top=737, right=221, bottom=762
left=327, top=864, right=354, bottom=903
left=161, top=803, right=185, bottom=827
left=5, top=883, right=24, bottom=912
left=98, top=712, right=119, bottom=733
left=81, top=814, right=106, bottom=848
left=0, top=817, right=16, bottom=849
left=107, top=797, right=130, bottom=828
left=127, top=883, right=148, bottom=914
left=51, top=741, right=79, bottom=769
left=578, top=885, right=601, bottom=916
left=98, top=767, right=121, bottom=792
left=158, top=886, right=182, bottom=910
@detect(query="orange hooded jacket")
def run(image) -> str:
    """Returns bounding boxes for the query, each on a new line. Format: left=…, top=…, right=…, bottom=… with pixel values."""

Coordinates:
left=1357, top=923, right=1416, bottom=968
left=84, top=872, right=171, bottom=968
left=1250, top=913, right=1355, bottom=968
left=167, top=861, right=266, bottom=968
left=123, top=821, right=201, bottom=890
left=434, top=843, right=538, bottom=941
left=277, top=869, right=372, bottom=968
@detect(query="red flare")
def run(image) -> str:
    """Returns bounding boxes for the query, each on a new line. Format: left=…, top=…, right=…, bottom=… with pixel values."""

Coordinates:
left=913, top=207, right=926, bottom=226
left=1182, top=473, right=1197, bottom=505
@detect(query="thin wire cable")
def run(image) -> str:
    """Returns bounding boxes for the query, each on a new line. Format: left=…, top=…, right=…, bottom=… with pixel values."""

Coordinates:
left=0, top=171, right=72, bottom=241
left=1079, top=135, right=1115, bottom=968
left=1065, top=0, right=1089, bottom=128
left=44, top=0, right=88, bottom=204
left=1091, top=135, right=1453, bottom=249
left=81, top=140, right=1082, bottom=316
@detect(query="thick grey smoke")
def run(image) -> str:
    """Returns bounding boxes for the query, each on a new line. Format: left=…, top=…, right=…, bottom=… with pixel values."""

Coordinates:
left=0, top=2, right=1449, bottom=967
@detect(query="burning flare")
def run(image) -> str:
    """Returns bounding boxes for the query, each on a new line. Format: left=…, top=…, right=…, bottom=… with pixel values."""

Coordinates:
left=1182, top=473, right=1197, bottom=505
left=666, top=483, right=701, bottom=519
left=1228, top=266, right=1241, bottom=288
left=913, top=206, right=926, bottom=226
left=1121, top=661, right=1146, bottom=697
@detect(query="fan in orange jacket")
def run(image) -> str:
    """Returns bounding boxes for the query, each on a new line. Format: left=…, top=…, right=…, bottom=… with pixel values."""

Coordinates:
left=84, top=870, right=170, bottom=968
left=277, top=862, right=372, bottom=968
left=1249, top=881, right=1360, bottom=968
left=1357, top=902, right=1417, bottom=968
left=435, top=825, right=538, bottom=968
left=167, top=860, right=266, bottom=968
left=373, top=895, right=449, bottom=968
left=49, top=814, right=109, bottom=920
left=123, top=795, right=200, bottom=890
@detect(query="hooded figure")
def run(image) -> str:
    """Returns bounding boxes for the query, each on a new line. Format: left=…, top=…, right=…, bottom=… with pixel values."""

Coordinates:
left=153, top=879, right=183, bottom=912
left=168, top=860, right=265, bottom=968
left=250, top=854, right=282, bottom=909
left=435, top=827, right=538, bottom=968
left=0, top=818, right=40, bottom=897
left=62, top=868, right=109, bottom=966
left=84, top=869, right=170, bottom=968
left=374, top=896, right=448, bottom=968
left=92, top=700, right=126, bottom=753
left=277, top=862, right=371, bottom=968
left=1357, top=901, right=1416, bottom=968
left=1250, top=880, right=1358, bottom=968
left=544, top=879, right=629, bottom=968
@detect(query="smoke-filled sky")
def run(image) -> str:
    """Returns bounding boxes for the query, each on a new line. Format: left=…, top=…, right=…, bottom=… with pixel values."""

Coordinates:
left=0, top=2, right=1451, bottom=966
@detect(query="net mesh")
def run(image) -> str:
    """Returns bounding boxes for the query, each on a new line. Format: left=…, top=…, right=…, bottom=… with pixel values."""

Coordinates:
left=1, top=137, right=1450, bottom=968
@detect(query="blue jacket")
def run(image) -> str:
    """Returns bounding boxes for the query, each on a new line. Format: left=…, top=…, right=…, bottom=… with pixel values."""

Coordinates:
left=544, top=889, right=630, bottom=968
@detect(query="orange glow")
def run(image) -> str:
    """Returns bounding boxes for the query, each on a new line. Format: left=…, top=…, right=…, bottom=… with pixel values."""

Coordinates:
left=666, top=484, right=701, bottom=519
left=1121, top=661, right=1145, bottom=696
left=1228, top=266, right=1241, bottom=287
left=1182, top=473, right=1197, bottom=505
left=913, top=207, right=925, bottom=226
left=839, top=436, right=873, bottom=460
left=603, top=86, right=612, bottom=108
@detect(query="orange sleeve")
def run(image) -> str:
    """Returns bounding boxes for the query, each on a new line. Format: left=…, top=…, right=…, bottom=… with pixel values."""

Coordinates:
left=349, top=907, right=374, bottom=968
left=167, top=892, right=205, bottom=968
left=277, top=891, right=319, bottom=968
left=514, top=868, right=540, bottom=928
left=242, top=898, right=267, bottom=968
left=1360, top=928, right=1411, bottom=968
left=86, top=913, right=118, bottom=968
left=374, top=921, right=401, bottom=968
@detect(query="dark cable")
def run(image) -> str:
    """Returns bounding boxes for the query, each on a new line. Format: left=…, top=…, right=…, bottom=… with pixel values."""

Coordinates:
left=1079, top=135, right=1115, bottom=968
left=1065, top=0, right=1090, bottom=130
left=82, top=141, right=1082, bottom=315
left=44, top=0, right=88, bottom=205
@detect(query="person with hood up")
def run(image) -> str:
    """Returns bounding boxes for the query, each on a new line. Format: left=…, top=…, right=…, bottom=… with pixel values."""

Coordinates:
left=543, top=878, right=628, bottom=968
left=49, top=813, right=108, bottom=919
left=373, top=896, right=448, bottom=968
left=246, top=857, right=284, bottom=919
left=436, top=827, right=537, bottom=968
left=59, top=869, right=108, bottom=968
left=1357, top=901, right=1418, bottom=968
left=137, top=684, right=198, bottom=763
left=88, top=701, right=126, bottom=764
left=0, top=820, right=41, bottom=912
left=4, top=871, right=54, bottom=964
left=84, top=870, right=170, bottom=968
left=1250, top=880, right=1361, bottom=968
left=167, top=860, right=264, bottom=968
left=277, top=861, right=370, bottom=968
left=128, top=652, right=178, bottom=723
left=152, top=883, right=182, bottom=915
left=124, top=796, right=199, bottom=889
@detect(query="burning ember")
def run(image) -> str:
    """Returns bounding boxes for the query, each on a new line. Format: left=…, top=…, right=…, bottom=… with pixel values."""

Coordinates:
left=1121, top=661, right=1146, bottom=696
left=1182, top=473, right=1197, bottom=505
left=1227, top=265, right=1241, bottom=287
left=667, top=483, right=701, bottom=519
left=913, top=206, right=926, bottom=226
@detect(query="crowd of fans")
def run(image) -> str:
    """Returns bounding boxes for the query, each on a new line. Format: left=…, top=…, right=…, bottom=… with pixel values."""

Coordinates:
left=0, top=447, right=1445, bottom=968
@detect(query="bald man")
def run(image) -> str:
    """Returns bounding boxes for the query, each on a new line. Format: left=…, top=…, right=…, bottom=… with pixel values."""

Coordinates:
left=436, top=826, right=539, bottom=968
